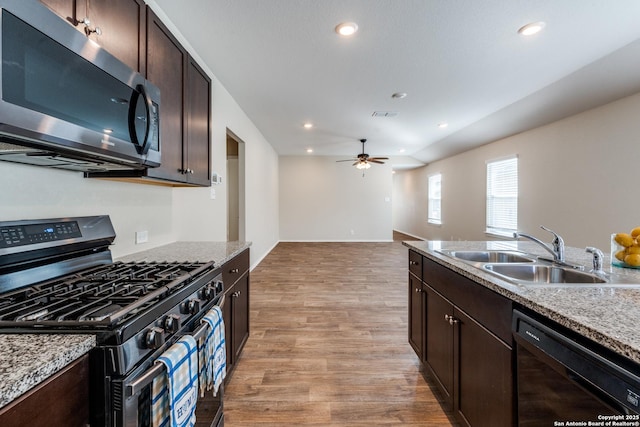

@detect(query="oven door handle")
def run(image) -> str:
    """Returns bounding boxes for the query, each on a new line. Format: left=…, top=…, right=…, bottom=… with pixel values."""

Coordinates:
left=124, top=297, right=225, bottom=397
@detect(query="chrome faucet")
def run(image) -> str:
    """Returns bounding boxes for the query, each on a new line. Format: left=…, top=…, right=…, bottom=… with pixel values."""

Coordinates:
left=513, top=225, right=565, bottom=262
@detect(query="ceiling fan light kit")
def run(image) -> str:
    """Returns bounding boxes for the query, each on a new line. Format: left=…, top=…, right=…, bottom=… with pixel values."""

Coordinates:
left=336, top=139, right=389, bottom=176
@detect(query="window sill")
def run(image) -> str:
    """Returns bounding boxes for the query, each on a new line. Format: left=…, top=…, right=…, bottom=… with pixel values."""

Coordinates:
left=485, top=230, right=515, bottom=240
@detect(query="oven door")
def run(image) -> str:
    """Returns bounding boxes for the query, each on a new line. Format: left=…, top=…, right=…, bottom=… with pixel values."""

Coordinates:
left=513, top=310, right=640, bottom=426
left=112, top=295, right=226, bottom=427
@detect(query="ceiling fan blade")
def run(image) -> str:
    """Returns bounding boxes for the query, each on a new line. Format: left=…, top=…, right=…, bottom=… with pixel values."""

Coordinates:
left=369, top=157, right=389, bottom=161
left=368, top=159, right=385, bottom=164
left=352, top=161, right=360, bottom=166
left=336, top=159, right=357, bottom=162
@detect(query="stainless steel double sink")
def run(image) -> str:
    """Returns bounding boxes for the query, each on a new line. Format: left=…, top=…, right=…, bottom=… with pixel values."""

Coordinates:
left=438, top=250, right=607, bottom=285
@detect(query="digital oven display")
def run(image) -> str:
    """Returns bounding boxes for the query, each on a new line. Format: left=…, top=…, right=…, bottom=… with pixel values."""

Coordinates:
left=0, top=221, right=82, bottom=248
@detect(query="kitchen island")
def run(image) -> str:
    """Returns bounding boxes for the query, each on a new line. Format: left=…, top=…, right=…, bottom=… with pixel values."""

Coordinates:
left=405, top=239, right=640, bottom=426
left=404, top=240, right=640, bottom=363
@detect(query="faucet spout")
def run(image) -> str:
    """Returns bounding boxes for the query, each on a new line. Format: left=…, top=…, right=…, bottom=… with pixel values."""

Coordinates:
left=513, top=231, right=559, bottom=261
left=514, top=226, right=583, bottom=270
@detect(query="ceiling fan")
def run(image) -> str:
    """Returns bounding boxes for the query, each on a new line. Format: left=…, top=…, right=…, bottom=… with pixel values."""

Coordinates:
left=336, top=139, right=389, bottom=170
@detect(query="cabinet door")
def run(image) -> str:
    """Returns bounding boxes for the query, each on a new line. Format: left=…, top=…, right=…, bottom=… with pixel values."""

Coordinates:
left=146, top=8, right=187, bottom=183
left=82, top=0, right=145, bottom=72
left=408, top=273, right=424, bottom=360
left=424, top=285, right=454, bottom=409
left=0, top=355, right=89, bottom=427
left=185, top=57, right=211, bottom=186
left=222, top=284, right=234, bottom=377
left=39, top=0, right=75, bottom=24
left=455, top=308, right=513, bottom=427
left=232, top=272, right=250, bottom=361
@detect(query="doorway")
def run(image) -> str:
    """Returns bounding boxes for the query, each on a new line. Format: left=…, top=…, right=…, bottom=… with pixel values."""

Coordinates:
left=226, top=130, right=245, bottom=241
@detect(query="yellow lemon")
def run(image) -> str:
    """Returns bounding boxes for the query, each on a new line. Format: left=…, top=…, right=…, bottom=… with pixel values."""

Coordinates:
left=614, top=233, right=635, bottom=247
left=615, top=249, right=628, bottom=261
left=628, top=247, right=640, bottom=255
left=631, top=226, right=640, bottom=238
left=624, top=253, right=640, bottom=267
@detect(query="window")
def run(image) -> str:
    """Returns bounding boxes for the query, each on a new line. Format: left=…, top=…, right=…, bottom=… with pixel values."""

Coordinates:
left=428, top=173, right=442, bottom=225
left=486, top=157, right=518, bottom=236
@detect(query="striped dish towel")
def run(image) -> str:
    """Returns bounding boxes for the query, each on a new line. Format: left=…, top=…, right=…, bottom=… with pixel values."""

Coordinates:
left=151, top=335, right=199, bottom=427
left=198, top=305, right=226, bottom=397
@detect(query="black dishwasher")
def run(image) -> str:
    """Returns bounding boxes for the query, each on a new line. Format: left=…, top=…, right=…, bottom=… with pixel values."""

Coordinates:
left=513, top=309, right=640, bottom=426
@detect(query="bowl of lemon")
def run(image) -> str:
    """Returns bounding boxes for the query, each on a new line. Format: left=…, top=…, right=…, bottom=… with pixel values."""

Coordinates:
left=612, top=227, right=640, bottom=268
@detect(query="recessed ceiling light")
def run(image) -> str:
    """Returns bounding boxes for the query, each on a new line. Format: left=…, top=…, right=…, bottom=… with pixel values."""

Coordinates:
left=306, top=148, right=313, bottom=153
left=518, top=21, right=545, bottom=36
left=438, top=122, right=448, bottom=129
left=335, top=22, right=358, bottom=36
left=392, top=92, right=407, bottom=99
left=399, top=148, right=406, bottom=153
left=303, top=122, right=313, bottom=129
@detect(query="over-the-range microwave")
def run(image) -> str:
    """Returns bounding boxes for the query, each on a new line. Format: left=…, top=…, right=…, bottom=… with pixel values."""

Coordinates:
left=0, top=0, right=161, bottom=172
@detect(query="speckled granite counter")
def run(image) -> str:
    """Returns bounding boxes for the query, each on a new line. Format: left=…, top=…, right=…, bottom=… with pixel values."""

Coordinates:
left=0, top=334, right=95, bottom=409
left=117, top=241, right=251, bottom=265
left=403, top=240, right=640, bottom=364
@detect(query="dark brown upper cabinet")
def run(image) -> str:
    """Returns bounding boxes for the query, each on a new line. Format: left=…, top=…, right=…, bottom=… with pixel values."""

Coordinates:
left=145, top=8, right=188, bottom=183
left=145, top=8, right=211, bottom=186
left=40, top=0, right=145, bottom=73
left=185, top=57, right=212, bottom=186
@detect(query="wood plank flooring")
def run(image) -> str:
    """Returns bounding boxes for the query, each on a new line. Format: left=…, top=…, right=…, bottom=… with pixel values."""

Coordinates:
left=223, top=233, right=457, bottom=426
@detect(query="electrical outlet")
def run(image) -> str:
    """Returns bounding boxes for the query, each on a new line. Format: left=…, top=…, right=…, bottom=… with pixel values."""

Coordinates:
left=135, top=230, right=148, bottom=244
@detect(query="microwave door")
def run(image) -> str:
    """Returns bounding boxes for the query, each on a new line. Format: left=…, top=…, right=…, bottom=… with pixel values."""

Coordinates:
left=128, top=84, right=152, bottom=155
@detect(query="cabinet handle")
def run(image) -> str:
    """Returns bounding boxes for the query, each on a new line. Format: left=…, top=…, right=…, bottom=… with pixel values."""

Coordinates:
left=415, top=287, right=422, bottom=293
left=409, top=261, right=418, bottom=265
left=232, top=291, right=241, bottom=298
left=444, top=314, right=451, bottom=322
left=230, top=268, right=239, bottom=274
left=78, top=17, right=102, bottom=36
left=448, top=316, right=459, bottom=326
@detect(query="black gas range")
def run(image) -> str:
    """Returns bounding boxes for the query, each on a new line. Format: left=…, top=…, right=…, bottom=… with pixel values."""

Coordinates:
left=0, top=215, right=224, bottom=427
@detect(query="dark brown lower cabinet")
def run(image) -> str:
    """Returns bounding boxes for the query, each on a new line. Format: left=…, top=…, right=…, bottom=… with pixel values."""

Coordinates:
left=408, top=272, right=424, bottom=360
left=425, top=285, right=454, bottom=408
left=0, top=354, right=89, bottom=427
left=456, top=308, right=513, bottom=427
left=222, top=249, right=250, bottom=381
left=411, top=254, right=515, bottom=427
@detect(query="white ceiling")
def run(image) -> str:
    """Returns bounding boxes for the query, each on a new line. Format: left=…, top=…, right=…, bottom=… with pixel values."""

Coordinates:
left=154, top=0, right=640, bottom=169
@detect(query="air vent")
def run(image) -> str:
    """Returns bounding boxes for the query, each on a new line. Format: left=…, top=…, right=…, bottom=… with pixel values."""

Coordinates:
left=372, top=111, right=399, bottom=117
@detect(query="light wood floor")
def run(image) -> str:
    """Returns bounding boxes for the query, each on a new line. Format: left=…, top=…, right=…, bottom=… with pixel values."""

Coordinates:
left=224, top=233, right=457, bottom=426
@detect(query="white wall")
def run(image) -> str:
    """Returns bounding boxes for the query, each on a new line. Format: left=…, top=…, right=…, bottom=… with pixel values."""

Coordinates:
left=279, top=156, right=393, bottom=241
left=393, top=91, right=640, bottom=252
left=1, top=3, right=280, bottom=267
left=0, top=163, right=175, bottom=257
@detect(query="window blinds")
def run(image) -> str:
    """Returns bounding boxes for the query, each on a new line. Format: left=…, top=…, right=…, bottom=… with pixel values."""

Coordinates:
left=486, top=157, right=518, bottom=236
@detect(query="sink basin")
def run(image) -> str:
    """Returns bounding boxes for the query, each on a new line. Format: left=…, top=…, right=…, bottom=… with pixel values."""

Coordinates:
left=440, top=250, right=535, bottom=263
left=484, top=264, right=606, bottom=284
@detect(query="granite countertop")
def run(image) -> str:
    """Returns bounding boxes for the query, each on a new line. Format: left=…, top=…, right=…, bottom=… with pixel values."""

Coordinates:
left=0, top=241, right=250, bottom=411
left=116, top=241, right=251, bottom=265
left=0, top=334, right=95, bottom=409
left=403, top=240, right=640, bottom=364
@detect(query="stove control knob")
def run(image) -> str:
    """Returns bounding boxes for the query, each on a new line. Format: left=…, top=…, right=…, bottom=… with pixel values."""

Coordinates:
left=185, top=299, right=200, bottom=314
left=215, top=280, right=224, bottom=294
left=201, top=285, right=215, bottom=301
left=163, top=314, right=181, bottom=333
left=145, top=327, right=165, bottom=350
